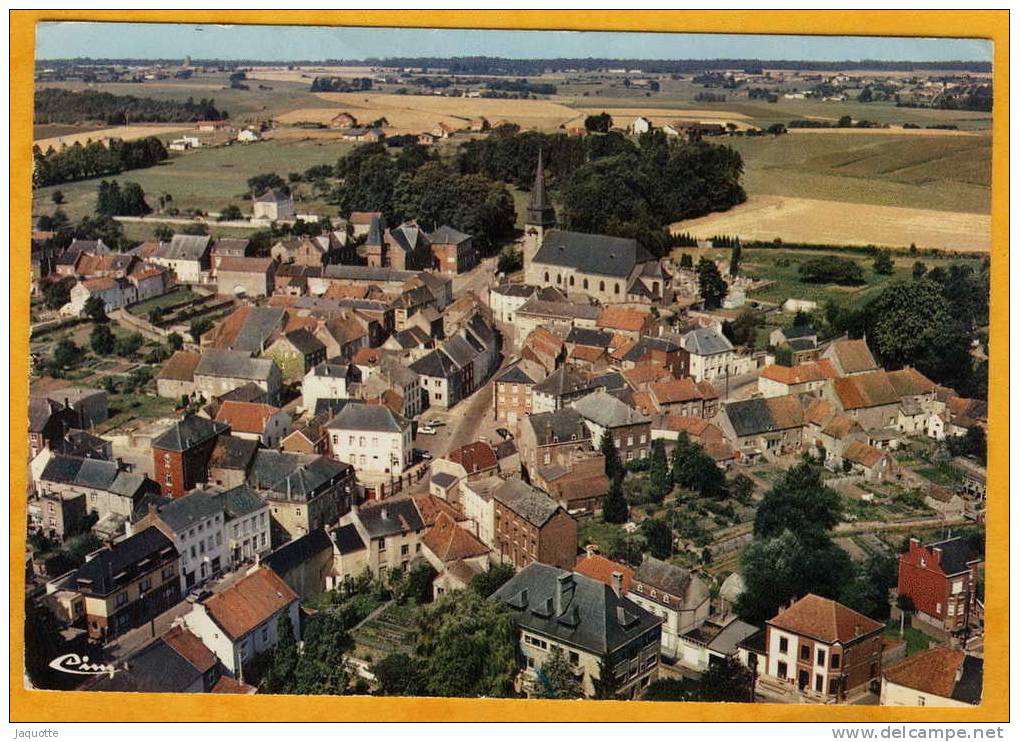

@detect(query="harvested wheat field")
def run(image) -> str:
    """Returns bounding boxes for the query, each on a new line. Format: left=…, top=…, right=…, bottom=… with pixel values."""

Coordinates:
left=788, top=127, right=980, bottom=137
left=574, top=107, right=753, bottom=128
left=672, top=195, right=990, bottom=253
left=35, top=124, right=190, bottom=149
left=278, top=92, right=584, bottom=133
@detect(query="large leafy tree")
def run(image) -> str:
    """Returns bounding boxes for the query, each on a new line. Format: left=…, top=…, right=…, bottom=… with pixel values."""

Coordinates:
left=89, top=324, right=116, bottom=355
left=641, top=517, right=673, bottom=560
left=697, top=655, right=756, bottom=702
left=414, top=589, right=517, bottom=698
left=753, top=462, right=843, bottom=541
left=647, top=439, right=672, bottom=502
left=468, top=563, right=516, bottom=598
left=536, top=645, right=582, bottom=699
left=372, top=652, right=421, bottom=696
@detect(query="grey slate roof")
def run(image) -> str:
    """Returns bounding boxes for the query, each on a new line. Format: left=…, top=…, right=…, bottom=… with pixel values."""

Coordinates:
left=322, top=264, right=418, bottom=283
left=429, top=225, right=471, bottom=244
left=357, top=496, right=424, bottom=539
left=156, top=234, right=212, bottom=261
left=73, top=527, right=177, bottom=596
left=494, top=360, right=544, bottom=385
left=591, top=371, right=627, bottom=393
left=430, top=472, right=458, bottom=489
left=195, top=350, right=276, bottom=382
left=683, top=327, right=734, bottom=356
left=952, top=656, right=983, bottom=705
left=442, top=334, right=480, bottom=368
left=525, top=408, right=591, bottom=447
left=566, top=327, right=613, bottom=348
left=88, top=635, right=206, bottom=693
left=410, top=348, right=460, bottom=380
left=211, top=484, right=265, bottom=519
left=39, top=455, right=147, bottom=500
left=231, top=307, right=286, bottom=353
left=490, top=283, right=538, bottom=299
left=264, top=529, right=334, bottom=576
left=388, top=222, right=431, bottom=254
left=516, top=299, right=601, bottom=322
left=533, top=365, right=593, bottom=397
left=152, top=415, right=229, bottom=452
left=29, top=397, right=66, bottom=432
left=490, top=562, right=662, bottom=655
left=572, top=390, right=650, bottom=429
left=334, top=523, right=366, bottom=555
left=149, top=491, right=223, bottom=533
left=251, top=452, right=352, bottom=501
left=925, top=537, right=980, bottom=575
left=787, top=337, right=817, bottom=352
left=620, top=336, right=682, bottom=363
left=209, top=435, right=259, bottom=471
left=283, top=328, right=326, bottom=356
left=532, top=230, right=655, bottom=279
left=254, top=187, right=291, bottom=204
left=784, top=325, right=817, bottom=340
left=634, top=556, right=707, bottom=605
left=493, top=479, right=562, bottom=527
left=327, top=401, right=409, bottom=434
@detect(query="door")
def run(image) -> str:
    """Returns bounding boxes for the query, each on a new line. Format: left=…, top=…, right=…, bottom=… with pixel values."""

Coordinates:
left=798, top=669, right=809, bottom=690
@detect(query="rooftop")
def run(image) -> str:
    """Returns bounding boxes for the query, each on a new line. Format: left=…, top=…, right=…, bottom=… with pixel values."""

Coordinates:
left=201, top=567, right=297, bottom=641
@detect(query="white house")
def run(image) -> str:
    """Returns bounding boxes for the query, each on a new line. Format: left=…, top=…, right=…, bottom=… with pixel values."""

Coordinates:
left=880, top=647, right=982, bottom=708
left=183, top=567, right=300, bottom=677
left=252, top=188, right=294, bottom=222
left=682, top=327, right=738, bottom=382
left=326, top=401, right=412, bottom=477
left=61, top=276, right=136, bottom=317
left=630, top=116, right=653, bottom=134
left=301, top=362, right=353, bottom=411
left=237, top=128, right=259, bottom=142
left=625, top=556, right=711, bottom=659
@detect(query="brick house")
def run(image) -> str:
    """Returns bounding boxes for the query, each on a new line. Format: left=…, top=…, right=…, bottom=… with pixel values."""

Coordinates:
left=493, top=358, right=546, bottom=425
left=647, top=377, right=719, bottom=418
left=152, top=415, right=230, bottom=498
left=517, top=407, right=593, bottom=476
left=428, top=225, right=477, bottom=275
left=492, top=478, right=578, bottom=571
left=897, top=537, right=981, bottom=634
left=764, top=594, right=885, bottom=702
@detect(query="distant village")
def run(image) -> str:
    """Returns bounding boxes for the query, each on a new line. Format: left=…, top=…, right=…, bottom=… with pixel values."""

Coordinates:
left=26, top=135, right=987, bottom=705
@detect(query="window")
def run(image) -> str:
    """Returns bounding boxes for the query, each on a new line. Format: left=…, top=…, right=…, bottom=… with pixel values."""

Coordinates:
left=800, top=645, right=810, bottom=661
left=917, top=696, right=926, bottom=707
left=544, top=272, right=549, bottom=283
left=556, top=274, right=561, bottom=285
left=139, top=578, right=151, bottom=593
left=569, top=651, right=579, bottom=665
left=401, top=544, right=409, bottom=556
left=614, top=283, right=620, bottom=295
left=815, top=674, right=824, bottom=693
left=569, top=276, right=575, bottom=287
left=262, top=627, right=269, bottom=642
left=936, top=602, right=942, bottom=614
left=952, top=579, right=964, bottom=595
left=599, top=281, right=605, bottom=292
left=817, top=649, right=826, bottom=666
left=115, top=592, right=128, bottom=608
left=779, top=637, right=788, bottom=654
left=831, top=654, right=840, bottom=669
left=583, top=278, right=589, bottom=290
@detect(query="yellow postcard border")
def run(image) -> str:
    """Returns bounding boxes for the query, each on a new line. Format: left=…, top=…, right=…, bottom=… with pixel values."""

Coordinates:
left=9, top=9, right=1009, bottom=723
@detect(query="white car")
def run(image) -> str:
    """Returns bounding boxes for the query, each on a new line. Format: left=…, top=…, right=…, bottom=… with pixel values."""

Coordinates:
left=418, top=425, right=438, bottom=435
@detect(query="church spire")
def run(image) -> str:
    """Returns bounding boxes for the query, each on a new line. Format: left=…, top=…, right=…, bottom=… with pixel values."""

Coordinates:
left=526, top=148, right=556, bottom=228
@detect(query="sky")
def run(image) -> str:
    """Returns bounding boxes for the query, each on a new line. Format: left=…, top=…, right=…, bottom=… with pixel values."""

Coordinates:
left=35, top=22, right=992, bottom=63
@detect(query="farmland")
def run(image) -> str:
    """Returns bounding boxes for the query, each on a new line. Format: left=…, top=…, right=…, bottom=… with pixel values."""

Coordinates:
left=31, top=137, right=355, bottom=222
left=34, top=123, right=191, bottom=150
left=673, top=195, right=991, bottom=254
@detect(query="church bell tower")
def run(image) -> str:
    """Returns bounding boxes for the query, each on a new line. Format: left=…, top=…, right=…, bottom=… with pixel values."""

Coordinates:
left=523, top=148, right=556, bottom=276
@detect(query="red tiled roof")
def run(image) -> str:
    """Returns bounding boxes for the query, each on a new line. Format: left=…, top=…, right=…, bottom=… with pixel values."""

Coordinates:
left=211, top=676, right=257, bottom=694
left=575, top=553, right=635, bottom=593
left=353, top=347, right=384, bottom=366
left=597, top=306, right=651, bottom=333
left=214, top=400, right=281, bottom=434
left=162, top=625, right=217, bottom=673
left=843, top=440, right=887, bottom=468
left=217, top=256, right=274, bottom=274
left=421, top=512, right=489, bottom=562
left=828, top=339, right=878, bottom=374
left=157, top=351, right=201, bottom=382
left=760, top=363, right=826, bottom=385
left=446, top=441, right=498, bottom=475
left=883, top=646, right=966, bottom=698
left=350, top=211, right=382, bottom=224
left=202, top=567, right=297, bottom=641
left=411, top=493, right=465, bottom=527
left=569, top=345, right=606, bottom=363
left=650, top=377, right=710, bottom=404
left=768, top=593, right=883, bottom=644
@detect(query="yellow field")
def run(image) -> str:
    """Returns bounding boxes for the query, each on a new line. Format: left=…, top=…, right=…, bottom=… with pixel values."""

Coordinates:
left=277, top=92, right=585, bottom=133
left=671, top=195, right=990, bottom=253
left=35, top=124, right=191, bottom=149
left=573, top=106, right=753, bottom=128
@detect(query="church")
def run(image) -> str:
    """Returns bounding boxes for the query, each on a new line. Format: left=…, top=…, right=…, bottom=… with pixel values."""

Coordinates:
left=521, top=150, right=671, bottom=305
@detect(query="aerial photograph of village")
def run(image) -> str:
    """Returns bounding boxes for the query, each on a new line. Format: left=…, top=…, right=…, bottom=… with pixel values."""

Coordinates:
left=23, top=21, right=992, bottom=708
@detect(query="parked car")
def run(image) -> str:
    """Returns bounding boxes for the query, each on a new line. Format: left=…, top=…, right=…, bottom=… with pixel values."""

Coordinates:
left=414, top=448, right=433, bottom=461
left=418, top=425, right=438, bottom=435
left=425, top=418, right=445, bottom=427
left=496, top=428, right=512, bottom=440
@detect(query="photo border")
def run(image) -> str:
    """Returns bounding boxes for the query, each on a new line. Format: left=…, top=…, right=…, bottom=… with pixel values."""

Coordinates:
left=9, top=8, right=1009, bottom=723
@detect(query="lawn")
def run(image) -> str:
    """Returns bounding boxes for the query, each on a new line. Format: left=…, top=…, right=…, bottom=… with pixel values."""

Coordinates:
left=98, top=392, right=178, bottom=433
left=884, top=617, right=937, bottom=656
left=126, top=287, right=200, bottom=317
left=31, top=137, right=356, bottom=223
left=577, top=518, right=630, bottom=553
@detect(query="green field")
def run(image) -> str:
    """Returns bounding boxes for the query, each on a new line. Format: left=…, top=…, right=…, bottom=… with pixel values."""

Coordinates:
left=725, top=132, right=991, bottom=214
left=32, top=137, right=355, bottom=223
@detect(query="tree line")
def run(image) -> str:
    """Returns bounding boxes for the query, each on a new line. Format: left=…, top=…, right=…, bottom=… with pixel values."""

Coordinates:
left=32, top=136, right=168, bottom=187
left=35, top=88, right=226, bottom=124
left=458, top=127, right=746, bottom=257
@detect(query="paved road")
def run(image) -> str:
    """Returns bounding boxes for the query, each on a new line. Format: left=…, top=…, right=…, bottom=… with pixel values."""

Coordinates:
left=709, top=368, right=762, bottom=402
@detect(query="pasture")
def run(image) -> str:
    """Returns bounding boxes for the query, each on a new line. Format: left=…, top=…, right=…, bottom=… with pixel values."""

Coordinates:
left=31, top=137, right=355, bottom=222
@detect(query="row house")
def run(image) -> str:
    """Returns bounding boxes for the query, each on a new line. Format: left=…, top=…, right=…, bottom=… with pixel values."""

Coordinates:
left=821, top=338, right=879, bottom=377
left=520, top=325, right=567, bottom=375
left=880, top=647, right=982, bottom=708
left=531, top=364, right=599, bottom=414
left=149, top=234, right=213, bottom=285
left=647, top=377, right=719, bottom=418
left=517, top=407, right=593, bottom=475
left=214, top=256, right=277, bottom=298
left=493, top=358, right=547, bottom=425
left=423, top=512, right=492, bottom=598
left=757, top=360, right=836, bottom=398
left=34, top=452, right=154, bottom=529
left=825, top=367, right=941, bottom=435
left=492, top=478, right=578, bottom=572
left=488, top=284, right=566, bottom=325
left=326, top=401, right=413, bottom=478
left=429, top=225, right=477, bottom=275
left=626, top=556, right=711, bottom=659
left=265, top=328, right=328, bottom=380
left=717, top=394, right=805, bottom=461
left=214, top=400, right=293, bottom=448
left=571, top=389, right=653, bottom=463
left=152, top=415, right=231, bottom=499
left=193, top=350, right=283, bottom=406
left=897, top=537, right=981, bottom=635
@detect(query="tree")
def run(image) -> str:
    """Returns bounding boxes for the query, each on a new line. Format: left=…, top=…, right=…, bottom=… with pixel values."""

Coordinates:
left=43, top=277, right=74, bottom=310
left=912, top=261, right=928, bottom=280
left=401, top=562, right=438, bottom=605
left=51, top=190, right=65, bottom=205
left=154, top=224, right=174, bottom=242
left=729, top=239, right=742, bottom=278
left=52, top=339, right=79, bottom=370
left=83, top=295, right=107, bottom=323
left=873, top=251, right=895, bottom=275
left=642, top=677, right=698, bottom=701
left=647, top=439, right=672, bottom=502
left=947, top=426, right=987, bottom=465
left=372, top=653, right=421, bottom=696
left=753, top=462, right=843, bottom=541
left=670, top=431, right=697, bottom=484
left=248, top=172, right=287, bottom=196
left=600, top=432, right=624, bottom=484
left=536, top=645, right=582, bottom=699
left=89, top=324, right=116, bottom=355
left=497, top=245, right=523, bottom=275
left=697, top=655, right=755, bottom=702
left=641, top=517, right=673, bottom=560
left=189, top=317, right=213, bottom=343
left=261, top=614, right=300, bottom=693
left=679, top=252, right=693, bottom=269
left=115, top=331, right=144, bottom=357
left=167, top=332, right=184, bottom=351
left=729, top=473, right=755, bottom=504
left=601, top=477, right=630, bottom=524
left=584, top=112, right=613, bottom=133
left=722, top=308, right=759, bottom=347
left=414, top=589, right=517, bottom=697
left=697, top=256, right=728, bottom=309
left=218, top=204, right=243, bottom=221
left=798, top=256, right=865, bottom=285
left=468, top=563, right=516, bottom=598
left=839, top=554, right=896, bottom=620
left=592, top=656, right=623, bottom=700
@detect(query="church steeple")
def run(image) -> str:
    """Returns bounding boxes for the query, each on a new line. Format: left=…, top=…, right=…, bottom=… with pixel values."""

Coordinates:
left=526, top=148, right=556, bottom=228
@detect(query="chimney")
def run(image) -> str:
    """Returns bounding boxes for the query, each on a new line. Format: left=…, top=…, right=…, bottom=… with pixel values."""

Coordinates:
left=555, top=572, right=575, bottom=615
left=932, top=547, right=943, bottom=566
left=611, top=571, right=624, bottom=598
left=854, top=623, right=862, bottom=637
left=585, top=544, right=597, bottom=558
left=381, top=507, right=389, bottom=520
left=909, top=537, right=920, bottom=551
